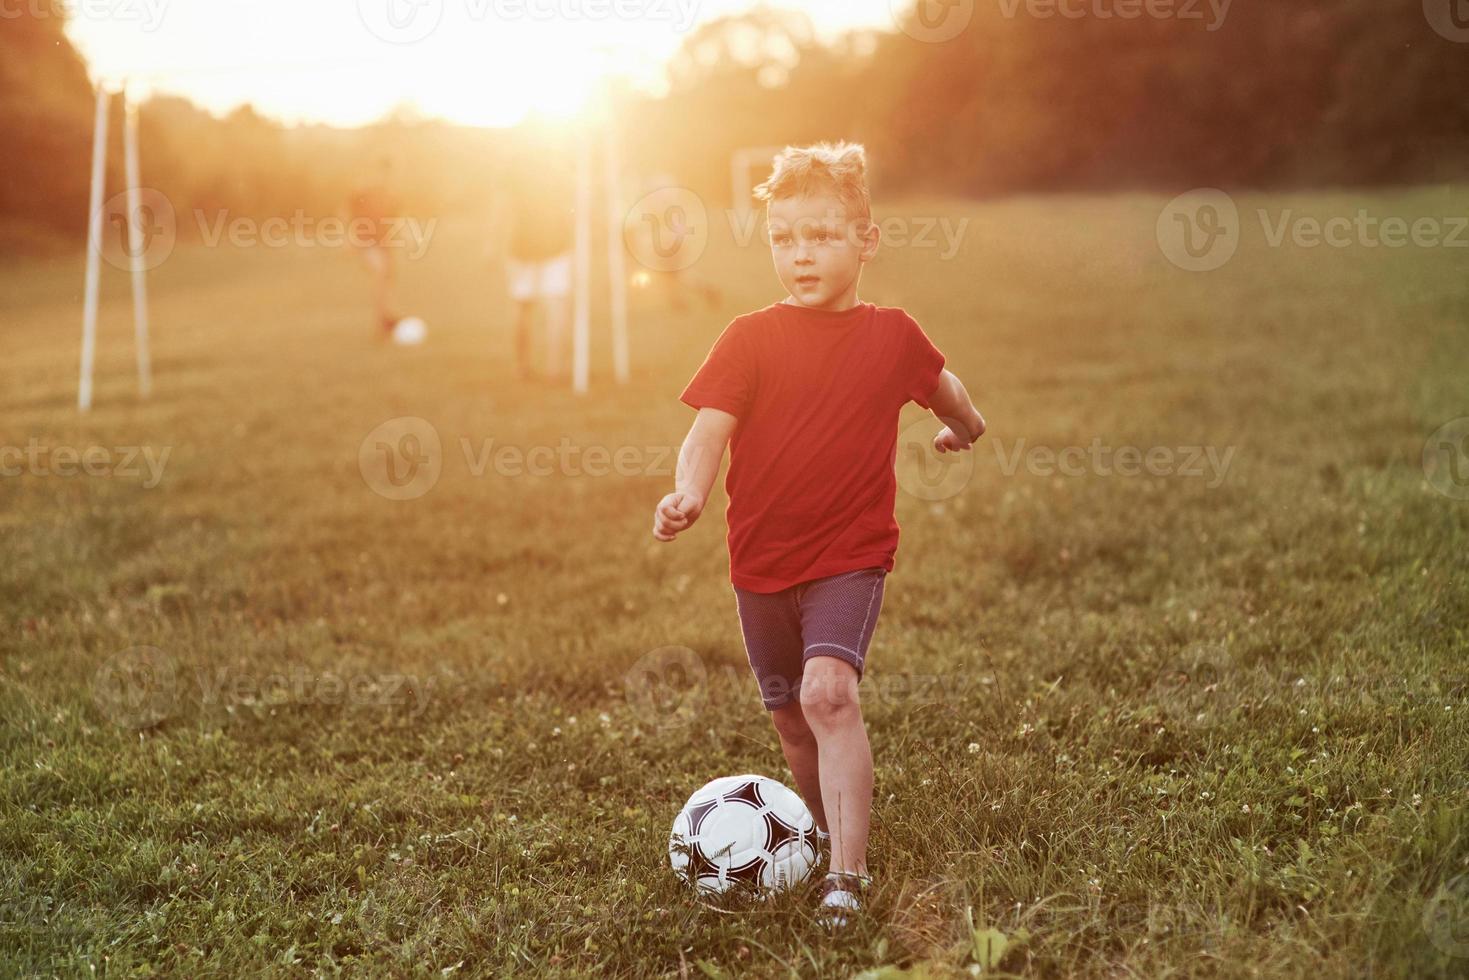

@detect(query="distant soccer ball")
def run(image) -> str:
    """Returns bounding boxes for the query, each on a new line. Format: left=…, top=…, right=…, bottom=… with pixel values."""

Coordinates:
left=669, top=774, right=818, bottom=895
left=391, top=316, right=427, bottom=346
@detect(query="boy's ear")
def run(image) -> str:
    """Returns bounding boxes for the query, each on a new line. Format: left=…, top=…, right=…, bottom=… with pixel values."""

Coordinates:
left=860, top=219, right=881, bottom=259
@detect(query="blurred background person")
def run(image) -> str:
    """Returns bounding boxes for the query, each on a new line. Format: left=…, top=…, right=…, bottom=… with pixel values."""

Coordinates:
left=632, top=170, right=724, bottom=313
left=499, top=124, right=576, bottom=383
left=347, top=154, right=404, bottom=340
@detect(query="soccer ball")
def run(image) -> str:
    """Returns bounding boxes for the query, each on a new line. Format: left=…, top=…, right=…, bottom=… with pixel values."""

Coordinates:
left=668, top=774, right=818, bottom=895
left=391, top=316, right=427, bottom=346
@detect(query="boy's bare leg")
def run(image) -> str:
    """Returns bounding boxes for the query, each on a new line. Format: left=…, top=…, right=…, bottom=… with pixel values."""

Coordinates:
left=770, top=703, right=828, bottom=835
left=800, top=657, right=871, bottom=876
left=376, top=249, right=398, bottom=333
left=544, top=293, right=569, bottom=381
left=513, top=300, right=536, bottom=378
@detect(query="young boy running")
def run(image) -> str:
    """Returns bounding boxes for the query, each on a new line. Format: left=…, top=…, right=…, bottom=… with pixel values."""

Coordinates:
left=651, top=142, right=988, bottom=924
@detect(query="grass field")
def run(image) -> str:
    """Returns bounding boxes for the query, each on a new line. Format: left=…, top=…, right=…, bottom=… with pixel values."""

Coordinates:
left=3, top=187, right=1468, bottom=978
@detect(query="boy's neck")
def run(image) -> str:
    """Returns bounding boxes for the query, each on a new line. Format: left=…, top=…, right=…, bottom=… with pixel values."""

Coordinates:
left=781, top=292, right=863, bottom=313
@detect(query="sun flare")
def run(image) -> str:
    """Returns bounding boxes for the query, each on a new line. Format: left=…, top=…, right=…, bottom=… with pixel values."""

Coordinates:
left=62, top=0, right=899, bottom=127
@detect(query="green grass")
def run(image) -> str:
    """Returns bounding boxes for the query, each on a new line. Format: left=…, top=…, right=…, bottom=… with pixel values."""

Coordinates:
left=2, top=187, right=1468, bottom=978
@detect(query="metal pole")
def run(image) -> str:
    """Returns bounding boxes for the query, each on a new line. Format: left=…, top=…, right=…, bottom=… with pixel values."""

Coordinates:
left=605, top=97, right=629, bottom=386
left=123, top=88, right=152, bottom=398
left=573, top=125, right=592, bottom=396
left=79, top=85, right=111, bottom=412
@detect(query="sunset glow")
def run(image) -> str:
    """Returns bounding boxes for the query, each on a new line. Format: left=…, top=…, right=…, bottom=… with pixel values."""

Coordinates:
left=65, top=0, right=902, bottom=127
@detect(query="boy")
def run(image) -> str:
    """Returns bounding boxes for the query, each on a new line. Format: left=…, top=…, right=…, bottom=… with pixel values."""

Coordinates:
left=347, top=155, right=404, bottom=340
left=650, top=142, right=987, bottom=925
left=498, top=124, right=575, bottom=382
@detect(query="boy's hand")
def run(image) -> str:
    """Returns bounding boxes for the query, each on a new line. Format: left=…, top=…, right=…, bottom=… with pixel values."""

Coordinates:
left=652, top=491, right=704, bottom=542
left=934, top=414, right=985, bottom=454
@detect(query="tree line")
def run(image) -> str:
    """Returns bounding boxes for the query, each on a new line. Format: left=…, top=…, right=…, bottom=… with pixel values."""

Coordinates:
left=3, top=1, right=1465, bottom=254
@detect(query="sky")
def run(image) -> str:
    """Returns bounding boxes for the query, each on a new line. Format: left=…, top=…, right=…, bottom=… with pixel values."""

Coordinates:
left=65, top=0, right=907, bottom=128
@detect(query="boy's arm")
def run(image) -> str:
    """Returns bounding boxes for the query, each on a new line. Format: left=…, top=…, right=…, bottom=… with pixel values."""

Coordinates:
left=924, top=369, right=987, bottom=453
left=652, top=407, right=738, bottom=542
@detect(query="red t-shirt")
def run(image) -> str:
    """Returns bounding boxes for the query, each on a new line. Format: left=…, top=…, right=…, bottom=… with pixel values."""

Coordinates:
left=679, top=300, right=947, bottom=593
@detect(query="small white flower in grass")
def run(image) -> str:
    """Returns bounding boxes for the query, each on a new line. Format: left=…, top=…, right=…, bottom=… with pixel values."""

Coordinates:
left=1241, top=804, right=1251, bottom=813
left=967, top=742, right=980, bottom=754
left=599, top=712, right=611, bottom=724
left=1412, top=793, right=1423, bottom=807
left=551, top=727, right=561, bottom=737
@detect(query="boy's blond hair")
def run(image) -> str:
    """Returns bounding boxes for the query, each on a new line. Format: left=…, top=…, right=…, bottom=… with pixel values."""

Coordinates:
left=752, top=141, right=872, bottom=227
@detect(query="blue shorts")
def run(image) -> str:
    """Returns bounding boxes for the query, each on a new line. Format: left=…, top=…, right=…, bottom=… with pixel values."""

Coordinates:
left=732, top=567, right=887, bottom=710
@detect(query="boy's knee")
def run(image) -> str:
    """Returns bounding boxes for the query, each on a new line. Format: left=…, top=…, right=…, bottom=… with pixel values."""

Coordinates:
left=770, top=704, right=814, bottom=744
left=799, top=658, right=861, bottom=728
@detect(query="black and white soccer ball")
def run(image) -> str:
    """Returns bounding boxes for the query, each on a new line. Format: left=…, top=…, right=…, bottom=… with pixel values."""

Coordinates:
left=668, top=774, right=818, bottom=895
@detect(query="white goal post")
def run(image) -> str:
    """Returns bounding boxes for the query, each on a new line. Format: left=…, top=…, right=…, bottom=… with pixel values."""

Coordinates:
left=571, top=83, right=631, bottom=396
left=79, top=81, right=153, bottom=412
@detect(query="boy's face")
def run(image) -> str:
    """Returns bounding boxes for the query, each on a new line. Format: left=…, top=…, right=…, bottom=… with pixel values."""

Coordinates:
left=766, top=193, right=879, bottom=311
